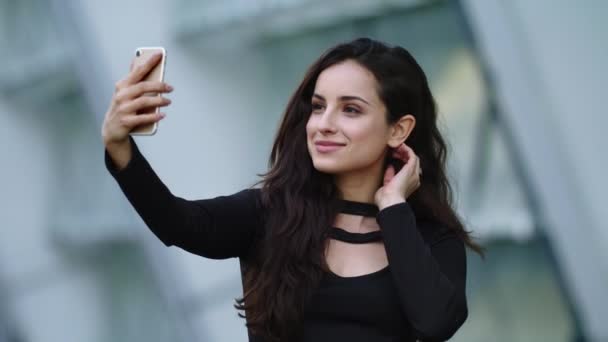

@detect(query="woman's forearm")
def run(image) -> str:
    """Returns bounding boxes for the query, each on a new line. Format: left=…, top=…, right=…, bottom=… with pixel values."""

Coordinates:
left=105, top=138, right=133, bottom=171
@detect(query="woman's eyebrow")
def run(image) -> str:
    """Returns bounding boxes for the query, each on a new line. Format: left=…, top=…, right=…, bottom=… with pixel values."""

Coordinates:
left=340, top=95, right=370, bottom=105
left=313, top=93, right=370, bottom=105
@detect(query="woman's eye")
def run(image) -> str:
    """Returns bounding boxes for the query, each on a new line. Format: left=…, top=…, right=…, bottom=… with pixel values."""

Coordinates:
left=311, top=103, right=324, bottom=112
left=344, top=106, right=360, bottom=114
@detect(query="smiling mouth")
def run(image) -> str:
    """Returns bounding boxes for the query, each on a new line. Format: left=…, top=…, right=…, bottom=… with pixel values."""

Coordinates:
left=314, top=144, right=344, bottom=153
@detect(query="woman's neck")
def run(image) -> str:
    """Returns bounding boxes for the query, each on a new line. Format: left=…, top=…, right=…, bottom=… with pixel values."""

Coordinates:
left=334, top=160, right=384, bottom=204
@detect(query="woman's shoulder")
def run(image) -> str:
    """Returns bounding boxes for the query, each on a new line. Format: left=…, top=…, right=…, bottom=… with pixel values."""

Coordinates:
left=222, top=187, right=264, bottom=212
left=232, top=187, right=261, bottom=199
left=219, top=187, right=262, bottom=202
left=241, top=187, right=263, bottom=208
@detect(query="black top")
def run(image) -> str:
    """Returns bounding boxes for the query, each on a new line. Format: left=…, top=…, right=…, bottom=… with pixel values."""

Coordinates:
left=104, top=136, right=468, bottom=342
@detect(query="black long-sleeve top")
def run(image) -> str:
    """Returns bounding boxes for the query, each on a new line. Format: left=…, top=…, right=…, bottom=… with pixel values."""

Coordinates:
left=104, top=136, right=468, bottom=341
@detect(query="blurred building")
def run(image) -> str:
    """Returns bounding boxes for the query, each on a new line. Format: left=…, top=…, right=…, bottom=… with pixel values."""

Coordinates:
left=0, top=0, right=606, bottom=341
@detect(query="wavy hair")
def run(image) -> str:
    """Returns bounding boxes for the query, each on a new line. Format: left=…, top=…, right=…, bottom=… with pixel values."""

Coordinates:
left=234, top=37, right=484, bottom=341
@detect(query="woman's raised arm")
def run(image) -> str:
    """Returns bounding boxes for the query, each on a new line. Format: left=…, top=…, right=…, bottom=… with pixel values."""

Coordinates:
left=101, top=52, right=261, bottom=260
left=104, top=136, right=263, bottom=259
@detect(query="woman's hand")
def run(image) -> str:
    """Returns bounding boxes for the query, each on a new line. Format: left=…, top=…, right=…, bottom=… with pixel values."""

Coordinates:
left=101, top=52, right=173, bottom=147
left=374, top=143, right=422, bottom=210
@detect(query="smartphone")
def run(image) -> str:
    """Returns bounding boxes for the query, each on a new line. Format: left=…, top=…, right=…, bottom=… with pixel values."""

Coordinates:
left=130, top=46, right=167, bottom=136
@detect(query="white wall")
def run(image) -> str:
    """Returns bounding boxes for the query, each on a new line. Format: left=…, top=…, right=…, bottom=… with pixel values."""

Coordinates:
left=462, top=0, right=608, bottom=339
left=0, top=100, right=108, bottom=341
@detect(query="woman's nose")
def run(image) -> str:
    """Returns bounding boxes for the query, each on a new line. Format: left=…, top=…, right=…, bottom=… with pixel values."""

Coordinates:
left=317, top=109, right=337, bottom=133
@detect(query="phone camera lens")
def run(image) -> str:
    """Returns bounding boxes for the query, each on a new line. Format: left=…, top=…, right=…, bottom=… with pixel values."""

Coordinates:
left=136, top=50, right=141, bottom=57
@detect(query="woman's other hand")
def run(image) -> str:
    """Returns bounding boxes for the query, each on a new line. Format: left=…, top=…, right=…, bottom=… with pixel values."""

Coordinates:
left=374, top=143, right=422, bottom=210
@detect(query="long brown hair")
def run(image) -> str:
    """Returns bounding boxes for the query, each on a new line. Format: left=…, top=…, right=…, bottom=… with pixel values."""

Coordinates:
left=234, top=37, right=484, bottom=341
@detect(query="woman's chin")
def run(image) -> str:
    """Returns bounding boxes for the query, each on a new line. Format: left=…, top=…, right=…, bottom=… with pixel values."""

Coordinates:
left=311, top=160, right=342, bottom=174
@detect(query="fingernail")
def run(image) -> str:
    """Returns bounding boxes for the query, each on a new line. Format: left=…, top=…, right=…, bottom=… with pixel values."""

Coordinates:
left=167, top=85, right=173, bottom=91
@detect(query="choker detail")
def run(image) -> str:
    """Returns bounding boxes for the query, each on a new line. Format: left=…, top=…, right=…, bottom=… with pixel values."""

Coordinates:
left=337, top=199, right=379, bottom=217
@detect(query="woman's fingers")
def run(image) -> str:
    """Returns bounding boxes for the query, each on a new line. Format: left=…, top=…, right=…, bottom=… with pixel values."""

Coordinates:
left=120, top=112, right=165, bottom=128
left=123, top=52, right=163, bottom=86
left=120, top=96, right=171, bottom=113
left=383, top=164, right=396, bottom=185
left=390, top=143, right=422, bottom=182
left=391, top=144, right=405, bottom=160
left=391, top=143, right=415, bottom=166
left=102, top=52, right=170, bottom=146
left=392, top=143, right=411, bottom=161
left=414, top=154, right=421, bottom=185
left=115, top=81, right=172, bottom=103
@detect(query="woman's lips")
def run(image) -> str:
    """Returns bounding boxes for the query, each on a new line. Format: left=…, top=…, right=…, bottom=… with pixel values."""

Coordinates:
left=315, top=142, right=345, bottom=153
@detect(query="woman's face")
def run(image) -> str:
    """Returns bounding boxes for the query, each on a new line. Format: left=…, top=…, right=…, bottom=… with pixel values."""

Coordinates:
left=306, top=59, right=391, bottom=175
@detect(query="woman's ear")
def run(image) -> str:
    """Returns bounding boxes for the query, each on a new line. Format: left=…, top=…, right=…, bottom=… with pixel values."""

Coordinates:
left=387, top=114, right=415, bottom=148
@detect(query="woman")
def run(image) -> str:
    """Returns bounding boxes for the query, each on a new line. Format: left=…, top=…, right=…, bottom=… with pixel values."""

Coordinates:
left=102, top=37, right=484, bottom=342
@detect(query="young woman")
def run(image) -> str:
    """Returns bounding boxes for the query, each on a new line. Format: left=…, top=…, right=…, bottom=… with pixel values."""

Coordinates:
left=102, top=37, right=484, bottom=342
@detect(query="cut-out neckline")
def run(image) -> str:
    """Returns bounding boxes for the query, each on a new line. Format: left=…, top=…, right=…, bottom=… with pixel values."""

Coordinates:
left=329, top=227, right=382, bottom=243
left=337, top=199, right=379, bottom=217
left=331, top=199, right=382, bottom=244
left=324, top=199, right=388, bottom=280
left=326, top=265, right=390, bottom=280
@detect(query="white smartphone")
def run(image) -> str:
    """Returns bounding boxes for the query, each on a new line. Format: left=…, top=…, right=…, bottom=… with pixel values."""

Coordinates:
left=130, top=46, right=167, bottom=136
